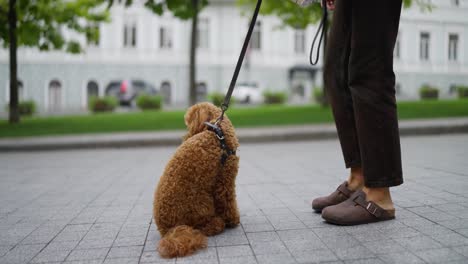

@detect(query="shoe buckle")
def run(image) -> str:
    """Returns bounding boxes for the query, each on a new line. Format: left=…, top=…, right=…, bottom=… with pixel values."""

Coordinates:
left=366, top=202, right=378, bottom=216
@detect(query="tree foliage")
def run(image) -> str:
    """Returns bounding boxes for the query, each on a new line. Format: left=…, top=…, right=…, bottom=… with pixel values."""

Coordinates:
left=237, top=0, right=432, bottom=29
left=237, top=0, right=322, bottom=29
left=0, top=0, right=109, bottom=53
left=108, top=0, right=208, bottom=19
left=403, top=0, right=433, bottom=11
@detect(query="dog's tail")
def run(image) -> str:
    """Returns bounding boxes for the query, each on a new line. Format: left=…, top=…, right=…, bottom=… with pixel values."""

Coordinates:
left=158, top=225, right=207, bottom=258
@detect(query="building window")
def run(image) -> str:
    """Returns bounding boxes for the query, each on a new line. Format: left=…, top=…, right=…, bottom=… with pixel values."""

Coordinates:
left=86, top=81, right=99, bottom=105
left=420, top=32, right=430, bottom=61
left=197, top=18, right=210, bottom=49
left=159, top=26, right=172, bottom=49
left=448, top=33, right=458, bottom=61
left=294, top=29, right=305, bottom=54
left=449, top=84, right=458, bottom=94
left=123, top=22, right=137, bottom=48
left=251, top=21, right=262, bottom=50
left=196, top=82, right=207, bottom=102
left=161, top=81, right=172, bottom=104
left=48, top=80, right=62, bottom=111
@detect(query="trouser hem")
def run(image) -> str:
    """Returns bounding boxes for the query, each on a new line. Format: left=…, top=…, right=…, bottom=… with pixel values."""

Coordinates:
left=345, top=160, right=362, bottom=169
left=365, top=177, right=403, bottom=188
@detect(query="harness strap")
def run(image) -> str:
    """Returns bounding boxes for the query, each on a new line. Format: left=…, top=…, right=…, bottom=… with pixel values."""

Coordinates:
left=204, top=122, right=236, bottom=165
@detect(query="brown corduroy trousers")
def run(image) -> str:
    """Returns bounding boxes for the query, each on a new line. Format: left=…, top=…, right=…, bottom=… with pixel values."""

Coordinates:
left=324, top=0, right=404, bottom=187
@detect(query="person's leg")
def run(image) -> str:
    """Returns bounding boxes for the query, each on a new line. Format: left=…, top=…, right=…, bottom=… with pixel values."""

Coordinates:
left=348, top=0, right=403, bottom=210
left=312, top=0, right=364, bottom=212
left=318, top=0, right=404, bottom=224
left=347, top=167, right=364, bottom=191
left=324, top=0, right=360, bottom=172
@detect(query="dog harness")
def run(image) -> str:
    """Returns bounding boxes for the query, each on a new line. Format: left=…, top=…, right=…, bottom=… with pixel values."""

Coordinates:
left=204, top=122, right=236, bottom=165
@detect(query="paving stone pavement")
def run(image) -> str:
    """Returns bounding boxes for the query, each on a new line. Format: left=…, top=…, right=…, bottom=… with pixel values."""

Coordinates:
left=1, top=134, right=468, bottom=264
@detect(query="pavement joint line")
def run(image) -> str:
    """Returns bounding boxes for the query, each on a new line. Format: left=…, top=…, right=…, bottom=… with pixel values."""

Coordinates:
left=8, top=187, right=89, bottom=261
left=26, top=174, right=119, bottom=264
left=48, top=166, right=133, bottom=263
left=214, top=235, right=221, bottom=264
left=137, top=219, right=152, bottom=264
left=102, top=188, right=145, bottom=262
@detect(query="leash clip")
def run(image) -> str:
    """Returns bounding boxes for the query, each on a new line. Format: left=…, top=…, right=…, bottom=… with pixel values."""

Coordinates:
left=204, top=121, right=224, bottom=140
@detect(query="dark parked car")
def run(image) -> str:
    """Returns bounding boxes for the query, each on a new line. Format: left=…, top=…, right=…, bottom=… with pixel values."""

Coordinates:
left=105, top=80, right=158, bottom=106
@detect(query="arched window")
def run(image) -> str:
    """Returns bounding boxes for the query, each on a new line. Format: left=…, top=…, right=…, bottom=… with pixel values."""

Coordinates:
left=160, top=81, right=172, bottom=104
left=196, top=82, right=207, bottom=102
left=87, top=81, right=99, bottom=103
left=48, top=80, right=62, bottom=111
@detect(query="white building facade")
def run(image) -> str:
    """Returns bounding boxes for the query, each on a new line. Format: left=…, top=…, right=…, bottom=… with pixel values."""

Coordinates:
left=0, top=0, right=467, bottom=114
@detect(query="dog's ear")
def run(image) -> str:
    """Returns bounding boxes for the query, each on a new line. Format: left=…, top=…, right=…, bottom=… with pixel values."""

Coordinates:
left=184, top=103, right=216, bottom=137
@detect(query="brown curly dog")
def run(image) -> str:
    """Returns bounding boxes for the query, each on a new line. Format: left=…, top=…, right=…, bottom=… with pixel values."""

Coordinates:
left=153, top=102, right=240, bottom=258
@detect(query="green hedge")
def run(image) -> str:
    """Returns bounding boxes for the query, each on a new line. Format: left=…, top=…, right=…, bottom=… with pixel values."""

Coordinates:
left=89, top=96, right=117, bottom=113
left=313, top=88, right=326, bottom=105
left=419, top=85, right=439, bottom=100
left=208, top=92, right=225, bottom=106
left=19, top=101, right=36, bottom=116
left=263, top=91, right=287, bottom=105
left=456, top=86, right=468, bottom=98
left=136, top=95, right=162, bottom=111
left=6, top=100, right=37, bottom=116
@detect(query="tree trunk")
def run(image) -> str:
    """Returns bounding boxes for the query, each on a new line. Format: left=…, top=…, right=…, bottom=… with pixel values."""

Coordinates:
left=8, top=0, right=19, bottom=123
left=189, top=0, right=199, bottom=106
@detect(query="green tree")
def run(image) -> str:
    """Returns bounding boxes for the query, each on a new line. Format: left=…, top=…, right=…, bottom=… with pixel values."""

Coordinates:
left=0, top=0, right=109, bottom=123
left=237, top=0, right=322, bottom=29
left=111, top=0, right=208, bottom=106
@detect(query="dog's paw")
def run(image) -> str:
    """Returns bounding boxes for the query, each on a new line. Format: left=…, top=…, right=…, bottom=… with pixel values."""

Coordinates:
left=225, top=216, right=240, bottom=228
left=225, top=222, right=239, bottom=228
left=201, top=217, right=225, bottom=236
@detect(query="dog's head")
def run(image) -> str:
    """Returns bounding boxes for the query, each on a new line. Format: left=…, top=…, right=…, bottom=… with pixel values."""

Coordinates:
left=183, top=102, right=222, bottom=141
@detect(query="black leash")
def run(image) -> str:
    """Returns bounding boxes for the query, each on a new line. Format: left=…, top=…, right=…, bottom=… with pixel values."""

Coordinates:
left=204, top=0, right=328, bottom=164
left=309, top=0, right=328, bottom=65
left=203, top=0, right=262, bottom=164
left=216, top=0, right=327, bottom=121
left=217, top=0, right=262, bottom=122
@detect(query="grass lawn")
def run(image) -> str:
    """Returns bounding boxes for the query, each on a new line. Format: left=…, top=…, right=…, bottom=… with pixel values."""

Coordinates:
left=0, top=99, right=467, bottom=138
